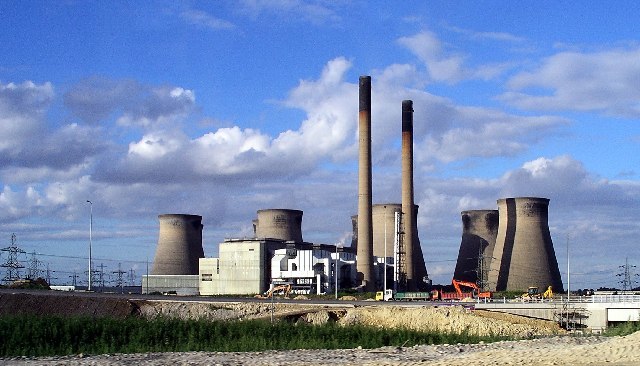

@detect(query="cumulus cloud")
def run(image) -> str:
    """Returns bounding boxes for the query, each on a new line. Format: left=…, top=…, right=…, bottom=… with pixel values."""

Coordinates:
left=94, top=58, right=356, bottom=184
left=499, top=47, right=640, bottom=117
left=63, top=77, right=138, bottom=123
left=65, top=77, right=196, bottom=128
left=0, top=81, right=54, bottom=151
left=0, top=81, right=105, bottom=177
left=419, top=107, right=568, bottom=163
left=398, top=31, right=510, bottom=83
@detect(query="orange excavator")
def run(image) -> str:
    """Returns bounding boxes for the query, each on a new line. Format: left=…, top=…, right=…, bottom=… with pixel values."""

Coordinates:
left=452, top=279, right=492, bottom=300
left=254, top=284, right=292, bottom=299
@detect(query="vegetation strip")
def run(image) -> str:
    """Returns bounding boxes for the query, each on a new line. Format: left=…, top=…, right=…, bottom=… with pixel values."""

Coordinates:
left=0, top=315, right=507, bottom=357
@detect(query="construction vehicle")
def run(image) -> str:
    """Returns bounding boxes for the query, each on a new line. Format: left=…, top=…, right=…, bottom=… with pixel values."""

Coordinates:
left=519, top=286, right=553, bottom=301
left=375, top=289, right=434, bottom=301
left=452, top=279, right=493, bottom=300
left=434, top=280, right=492, bottom=301
left=254, top=284, right=291, bottom=299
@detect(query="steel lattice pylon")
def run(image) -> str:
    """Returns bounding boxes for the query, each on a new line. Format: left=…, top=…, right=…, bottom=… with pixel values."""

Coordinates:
left=1, top=233, right=26, bottom=284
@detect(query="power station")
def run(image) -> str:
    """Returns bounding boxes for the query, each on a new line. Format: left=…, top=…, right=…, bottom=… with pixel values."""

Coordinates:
left=143, top=76, right=563, bottom=296
left=488, top=197, right=564, bottom=292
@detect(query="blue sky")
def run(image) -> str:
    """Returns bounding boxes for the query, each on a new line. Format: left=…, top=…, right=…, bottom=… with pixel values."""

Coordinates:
left=1, top=1, right=639, bottom=289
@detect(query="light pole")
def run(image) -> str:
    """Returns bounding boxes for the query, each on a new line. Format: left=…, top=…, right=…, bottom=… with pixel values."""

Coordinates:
left=335, top=244, right=342, bottom=300
left=566, top=234, right=570, bottom=302
left=86, top=200, right=93, bottom=291
left=383, top=205, right=387, bottom=295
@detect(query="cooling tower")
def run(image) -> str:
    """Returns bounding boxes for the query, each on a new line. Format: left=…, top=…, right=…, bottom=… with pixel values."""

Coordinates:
left=488, top=197, right=564, bottom=292
left=356, top=75, right=374, bottom=290
left=401, top=100, right=418, bottom=291
left=372, top=204, right=402, bottom=257
left=151, top=214, right=204, bottom=275
left=254, top=209, right=303, bottom=242
left=453, top=210, right=499, bottom=288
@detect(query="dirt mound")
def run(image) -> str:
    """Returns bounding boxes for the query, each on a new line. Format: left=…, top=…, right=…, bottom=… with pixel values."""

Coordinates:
left=0, top=292, right=137, bottom=318
left=336, top=305, right=563, bottom=337
left=0, top=292, right=564, bottom=339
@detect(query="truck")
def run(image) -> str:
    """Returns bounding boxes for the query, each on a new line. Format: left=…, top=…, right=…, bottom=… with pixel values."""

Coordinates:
left=375, top=289, right=434, bottom=301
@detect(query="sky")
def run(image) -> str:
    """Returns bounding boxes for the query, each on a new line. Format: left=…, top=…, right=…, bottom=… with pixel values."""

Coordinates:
left=1, top=1, right=639, bottom=290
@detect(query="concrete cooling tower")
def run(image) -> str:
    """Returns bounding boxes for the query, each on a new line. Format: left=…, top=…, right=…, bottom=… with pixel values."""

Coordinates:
left=453, top=210, right=499, bottom=288
left=488, top=197, right=564, bottom=292
left=254, top=209, right=303, bottom=242
left=371, top=203, right=427, bottom=284
left=372, top=204, right=402, bottom=257
left=151, top=214, right=204, bottom=275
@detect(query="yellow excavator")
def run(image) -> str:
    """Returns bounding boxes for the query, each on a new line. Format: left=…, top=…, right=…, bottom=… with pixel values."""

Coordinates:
left=254, top=284, right=292, bottom=299
left=520, top=286, right=553, bottom=300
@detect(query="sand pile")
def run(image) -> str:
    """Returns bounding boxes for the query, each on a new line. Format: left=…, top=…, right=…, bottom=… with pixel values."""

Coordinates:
left=336, top=305, right=563, bottom=337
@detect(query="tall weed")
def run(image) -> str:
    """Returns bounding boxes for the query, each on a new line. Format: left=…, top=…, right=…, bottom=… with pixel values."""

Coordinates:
left=0, top=315, right=508, bottom=357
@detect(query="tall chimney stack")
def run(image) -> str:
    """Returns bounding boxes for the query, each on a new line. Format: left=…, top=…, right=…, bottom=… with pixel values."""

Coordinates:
left=356, top=76, right=374, bottom=291
left=401, top=100, right=417, bottom=291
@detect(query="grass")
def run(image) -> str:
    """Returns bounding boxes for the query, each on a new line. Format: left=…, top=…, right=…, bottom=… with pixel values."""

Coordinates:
left=0, top=315, right=508, bottom=357
left=603, top=322, right=640, bottom=337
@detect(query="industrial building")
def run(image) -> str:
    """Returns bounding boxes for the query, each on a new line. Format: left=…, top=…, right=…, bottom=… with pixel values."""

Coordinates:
left=199, top=209, right=357, bottom=296
left=454, top=197, right=564, bottom=293
left=144, top=76, right=431, bottom=296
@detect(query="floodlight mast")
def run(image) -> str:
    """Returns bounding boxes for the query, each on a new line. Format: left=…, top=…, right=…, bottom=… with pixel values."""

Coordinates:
left=87, top=200, right=93, bottom=291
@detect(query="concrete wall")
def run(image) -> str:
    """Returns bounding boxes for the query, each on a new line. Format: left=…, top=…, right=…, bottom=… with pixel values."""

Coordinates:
left=142, top=275, right=199, bottom=295
left=199, top=240, right=267, bottom=295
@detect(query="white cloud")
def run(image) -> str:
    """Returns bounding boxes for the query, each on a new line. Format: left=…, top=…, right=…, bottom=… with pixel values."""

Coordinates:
left=115, top=86, right=196, bottom=129
left=238, top=0, right=341, bottom=24
left=0, top=81, right=53, bottom=151
left=398, top=31, right=511, bottom=83
left=500, top=47, right=640, bottom=117
left=420, top=108, right=567, bottom=163
left=446, top=25, right=526, bottom=43
left=129, top=131, right=185, bottom=160
left=180, top=9, right=236, bottom=30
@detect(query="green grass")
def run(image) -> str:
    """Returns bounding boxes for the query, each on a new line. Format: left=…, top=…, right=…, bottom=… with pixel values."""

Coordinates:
left=0, top=315, right=508, bottom=357
left=603, top=322, right=640, bottom=337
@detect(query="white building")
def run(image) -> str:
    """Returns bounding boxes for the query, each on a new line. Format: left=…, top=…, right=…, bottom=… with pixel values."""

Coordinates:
left=270, top=244, right=356, bottom=295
